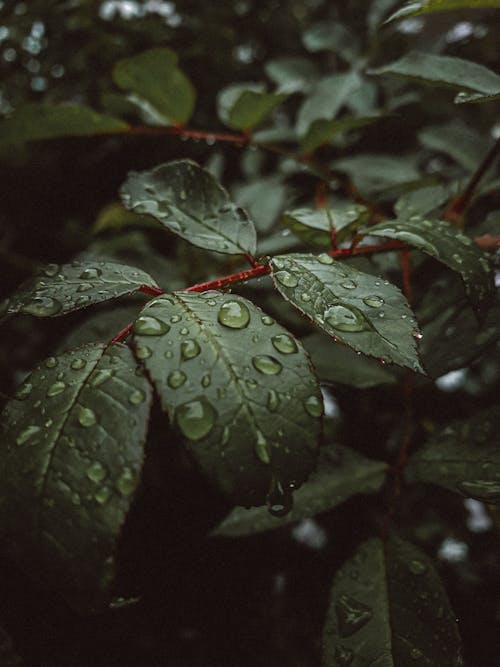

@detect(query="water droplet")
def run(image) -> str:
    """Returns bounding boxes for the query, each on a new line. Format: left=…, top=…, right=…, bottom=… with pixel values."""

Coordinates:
left=317, top=253, right=334, bottom=265
left=21, top=296, right=62, bottom=316
left=304, top=395, right=323, bottom=417
left=135, top=344, right=152, bottom=359
left=45, top=356, right=58, bottom=368
left=410, top=648, right=423, bottom=660
left=16, top=425, right=41, bottom=445
left=452, top=253, right=463, bottom=265
left=340, top=280, right=356, bottom=290
left=15, top=382, right=33, bottom=400
left=300, top=292, right=311, bottom=302
left=271, top=334, right=298, bottom=354
left=221, top=426, right=230, bottom=446
left=325, top=304, right=370, bottom=333
left=201, top=373, right=211, bottom=387
left=254, top=430, right=270, bottom=464
left=252, top=355, right=282, bottom=375
left=267, top=479, right=293, bottom=517
left=134, top=315, right=170, bottom=336
left=86, top=461, right=107, bottom=483
left=70, top=358, right=86, bottom=370
left=94, top=486, right=111, bottom=504
left=79, top=267, right=102, bottom=280
left=217, top=300, right=250, bottom=329
left=128, top=388, right=146, bottom=405
left=246, top=378, right=257, bottom=390
left=90, top=369, right=113, bottom=387
left=170, top=314, right=181, bottom=323
left=77, top=283, right=93, bottom=292
left=274, top=270, right=298, bottom=288
left=78, top=406, right=96, bottom=427
left=168, top=370, right=187, bottom=388
left=457, top=480, right=500, bottom=501
left=363, top=295, right=384, bottom=308
left=43, top=263, right=59, bottom=277
left=267, top=389, right=279, bottom=412
left=261, top=315, right=274, bottom=326
left=335, top=595, right=372, bottom=637
left=181, top=339, right=200, bottom=360
left=176, top=397, right=216, bottom=441
left=116, top=467, right=135, bottom=496
left=47, top=381, right=66, bottom=397
left=408, top=559, right=427, bottom=575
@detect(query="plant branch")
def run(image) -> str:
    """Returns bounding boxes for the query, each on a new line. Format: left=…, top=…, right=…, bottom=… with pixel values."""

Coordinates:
left=124, top=125, right=249, bottom=145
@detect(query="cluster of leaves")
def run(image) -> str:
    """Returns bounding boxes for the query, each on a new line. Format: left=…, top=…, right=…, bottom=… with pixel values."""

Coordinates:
left=1, top=1, right=500, bottom=664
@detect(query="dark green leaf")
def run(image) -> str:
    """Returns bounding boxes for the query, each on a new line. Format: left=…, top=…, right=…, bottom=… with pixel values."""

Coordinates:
left=418, top=121, right=490, bottom=171
left=386, top=0, right=500, bottom=23
left=233, top=176, right=288, bottom=233
left=332, top=153, right=421, bottom=196
left=112, top=47, right=195, bottom=125
left=282, top=205, right=370, bottom=247
left=394, top=183, right=454, bottom=218
left=0, top=344, right=153, bottom=612
left=322, top=536, right=464, bottom=666
left=300, top=114, right=383, bottom=154
left=365, top=217, right=494, bottom=310
left=132, top=291, right=322, bottom=505
left=303, top=333, right=399, bottom=387
left=455, top=90, right=500, bottom=104
left=93, top=203, right=162, bottom=234
left=269, top=253, right=423, bottom=371
left=406, top=407, right=500, bottom=502
left=367, top=0, right=401, bottom=34
left=264, top=57, right=320, bottom=94
left=4, top=261, right=158, bottom=318
left=212, top=445, right=388, bottom=537
left=120, top=159, right=257, bottom=256
left=302, top=21, right=361, bottom=62
left=225, top=90, right=288, bottom=131
left=0, top=104, right=128, bottom=146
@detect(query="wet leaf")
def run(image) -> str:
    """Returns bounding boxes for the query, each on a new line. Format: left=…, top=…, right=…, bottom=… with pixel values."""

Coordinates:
left=365, top=217, right=495, bottom=310
left=0, top=104, right=128, bottom=146
left=394, top=183, right=453, bottom=218
left=4, top=260, right=158, bottom=318
left=406, top=407, right=500, bottom=502
left=282, top=205, right=370, bottom=247
left=0, top=344, right=153, bottom=612
left=299, top=114, right=383, bottom=153
left=112, top=47, right=195, bottom=125
left=222, top=88, right=288, bottom=131
left=93, top=203, right=161, bottom=234
left=322, top=536, right=464, bottom=666
left=233, top=175, right=288, bottom=233
left=386, top=0, right=500, bottom=23
left=418, top=121, right=490, bottom=172
left=212, top=445, right=388, bottom=537
left=302, top=21, right=361, bottom=62
left=132, top=291, right=322, bottom=506
left=269, top=253, right=423, bottom=371
left=120, top=159, right=257, bottom=256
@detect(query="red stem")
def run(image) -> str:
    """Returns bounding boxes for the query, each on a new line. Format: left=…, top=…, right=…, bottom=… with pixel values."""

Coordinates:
left=183, top=264, right=270, bottom=292
left=110, top=321, right=134, bottom=345
left=139, top=284, right=164, bottom=296
left=124, top=125, right=249, bottom=145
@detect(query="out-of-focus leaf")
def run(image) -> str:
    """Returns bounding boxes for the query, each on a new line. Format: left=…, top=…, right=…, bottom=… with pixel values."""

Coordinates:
left=455, top=90, right=500, bottom=104
left=368, top=0, right=401, bottom=34
left=394, top=183, right=453, bottom=218
left=212, top=445, right=388, bottom=537
left=418, top=121, right=490, bottom=172
left=333, top=153, right=421, bottom=195
left=4, top=261, right=158, bottom=319
left=112, top=47, right=195, bottom=125
left=269, top=253, right=423, bottom=371
left=227, top=90, right=288, bottom=131
left=406, top=408, right=500, bottom=503
left=300, top=114, right=383, bottom=153
left=233, top=176, right=288, bottom=233
left=132, top=291, right=322, bottom=506
left=303, top=333, right=399, bottom=387
left=264, top=57, right=320, bottom=94
left=0, top=104, right=128, bottom=146
left=120, top=159, right=257, bottom=256
left=282, top=205, right=370, bottom=246
left=322, top=536, right=464, bottom=666
left=0, top=344, right=153, bottom=612
left=365, top=217, right=495, bottom=310
left=386, top=0, right=500, bottom=24
left=93, top=203, right=161, bottom=234
left=302, top=21, right=361, bottom=62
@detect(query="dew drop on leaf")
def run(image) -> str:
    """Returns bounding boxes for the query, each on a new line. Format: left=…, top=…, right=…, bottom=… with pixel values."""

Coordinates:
left=176, top=397, right=217, bottom=441
left=201, top=373, right=211, bottom=387
left=363, top=295, right=384, bottom=308
left=77, top=283, right=93, bottom=292
left=274, top=270, right=298, bottom=288
left=325, top=305, right=370, bottom=333
left=90, top=369, right=113, bottom=387
left=94, top=486, right=111, bottom=504
left=410, top=649, right=423, bottom=660
left=77, top=406, right=97, bottom=427
left=254, top=429, right=271, bottom=464
left=134, top=315, right=170, bottom=336
left=408, top=559, right=427, bottom=575
left=340, top=280, right=356, bottom=290
left=456, top=480, right=500, bottom=501
left=20, top=296, right=62, bottom=316
left=217, top=300, right=251, bottom=329
left=170, top=314, right=181, bottom=323
left=16, top=425, right=41, bottom=446
left=45, top=356, right=58, bottom=368
left=79, top=267, right=102, bottom=280
left=46, top=381, right=66, bottom=397
left=304, top=395, right=323, bottom=417
left=267, top=389, right=280, bottom=412
left=128, top=389, right=146, bottom=405
left=15, top=382, right=33, bottom=400
left=261, top=315, right=274, bottom=326
left=181, top=339, right=200, bottom=360
left=70, top=358, right=86, bottom=370
left=317, top=253, right=334, bottom=265
left=135, top=344, right=152, bottom=359
left=168, top=370, right=187, bottom=388
left=335, top=594, right=373, bottom=637
left=271, top=334, right=298, bottom=354
left=86, top=461, right=107, bottom=483
left=116, top=467, right=135, bottom=496
left=252, top=355, right=283, bottom=375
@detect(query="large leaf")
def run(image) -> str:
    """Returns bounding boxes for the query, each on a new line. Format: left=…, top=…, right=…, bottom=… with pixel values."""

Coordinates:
left=112, top=47, right=195, bottom=125
left=302, top=21, right=361, bottom=62
left=322, top=536, right=464, bottom=666
left=269, top=253, right=423, bottom=371
left=332, top=153, right=421, bottom=196
left=282, top=205, right=370, bottom=247
left=212, top=445, right=388, bottom=537
left=405, top=408, right=500, bottom=502
left=0, top=104, right=128, bottom=146
left=386, top=0, right=500, bottom=23
left=0, top=344, right=153, bottom=612
left=120, top=159, right=257, bottom=256
left=369, top=51, right=500, bottom=104
left=132, top=291, right=322, bottom=506
left=4, top=260, right=159, bottom=318
left=365, top=217, right=494, bottom=310
left=300, top=114, right=383, bottom=154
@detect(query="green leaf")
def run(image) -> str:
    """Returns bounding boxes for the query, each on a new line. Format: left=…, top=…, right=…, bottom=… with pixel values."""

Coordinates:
left=299, top=114, right=383, bottom=154
left=120, top=159, right=257, bottom=256
left=212, top=445, right=388, bottom=537
left=233, top=175, right=288, bottom=233
left=0, top=104, right=128, bottom=146
left=4, top=260, right=158, bottom=318
left=282, top=205, right=370, bottom=247
left=269, top=253, right=423, bottom=371
left=226, top=90, right=288, bottom=131
left=369, top=51, right=500, bottom=102
left=454, top=90, right=500, bottom=104
left=394, top=183, right=453, bottom=218
left=386, top=0, right=500, bottom=23
left=418, top=121, right=490, bottom=171
left=332, top=153, right=421, bottom=195
left=93, top=202, right=162, bottom=234
left=112, top=47, right=195, bottom=125
left=368, top=0, right=401, bottom=34
left=296, top=71, right=362, bottom=137
left=0, top=344, right=153, bottom=612
left=322, top=536, right=464, bottom=666
left=303, top=333, right=399, bottom=388
left=405, top=407, right=500, bottom=502
left=365, top=217, right=495, bottom=310
left=302, top=21, right=361, bottom=62
left=132, top=291, right=322, bottom=506
left=264, top=57, right=320, bottom=94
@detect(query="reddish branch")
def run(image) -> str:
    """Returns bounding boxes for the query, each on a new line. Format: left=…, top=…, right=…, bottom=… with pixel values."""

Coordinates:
left=124, top=125, right=249, bottom=145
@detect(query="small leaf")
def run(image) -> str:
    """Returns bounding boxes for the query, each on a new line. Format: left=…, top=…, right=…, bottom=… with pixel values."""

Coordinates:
left=367, top=0, right=401, bottom=33
left=112, top=47, right=195, bottom=125
left=386, top=0, right=500, bottom=24
left=5, top=260, right=159, bottom=318
left=132, top=291, right=322, bottom=506
left=406, top=407, right=500, bottom=502
left=322, top=536, right=464, bottom=666
left=369, top=51, right=500, bottom=101
left=303, top=333, right=399, bottom=388
left=120, top=159, right=257, bottom=256
left=233, top=175, right=288, bottom=233
left=332, top=153, right=421, bottom=195
left=0, top=344, right=153, bottom=612
left=0, top=104, right=128, bottom=146
left=418, top=121, right=490, bottom=171
left=282, top=205, right=369, bottom=247
left=223, top=88, right=288, bottom=131
left=93, top=202, right=161, bottom=234
left=302, top=21, right=361, bottom=62
left=212, top=445, right=388, bottom=537
left=264, top=57, right=320, bottom=94
left=365, top=217, right=495, bottom=310
left=299, top=114, right=383, bottom=153
left=394, top=183, right=453, bottom=218
left=270, top=253, right=423, bottom=371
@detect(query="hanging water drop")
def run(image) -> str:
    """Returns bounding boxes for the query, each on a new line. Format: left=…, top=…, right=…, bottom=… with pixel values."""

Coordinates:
left=254, top=430, right=271, bottom=464
left=252, top=355, right=282, bottom=375
left=267, top=479, right=293, bottom=517
left=176, top=397, right=216, bottom=441
left=217, top=300, right=250, bottom=329
left=21, top=296, right=62, bottom=317
left=43, top=263, right=59, bottom=277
